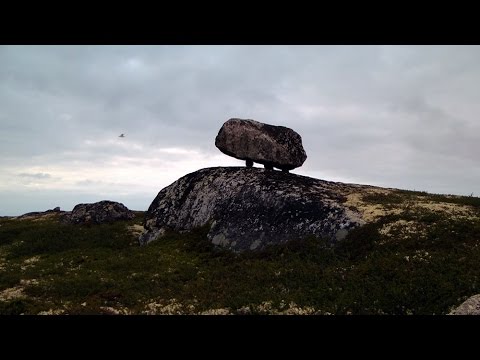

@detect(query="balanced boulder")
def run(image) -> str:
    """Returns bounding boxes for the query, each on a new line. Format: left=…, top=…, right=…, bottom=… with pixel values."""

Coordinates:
left=65, top=200, right=135, bottom=224
left=139, top=167, right=363, bottom=252
left=215, top=118, right=307, bottom=171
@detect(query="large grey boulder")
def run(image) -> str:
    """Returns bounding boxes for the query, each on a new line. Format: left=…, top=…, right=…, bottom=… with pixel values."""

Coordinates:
left=215, top=118, right=307, bottom=171
left=65, top=200, right=135, bottom=225
left=139, top=167, right=363, bottom=252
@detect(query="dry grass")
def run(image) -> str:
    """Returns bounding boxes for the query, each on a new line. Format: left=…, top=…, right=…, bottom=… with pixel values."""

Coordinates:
left=128, top=224, right=145, bottom=237
left=414, top=201, right=476, bottom=219
left=0, top=286, right=25, bottom=301
left=344, top=190, right=402, bottom=222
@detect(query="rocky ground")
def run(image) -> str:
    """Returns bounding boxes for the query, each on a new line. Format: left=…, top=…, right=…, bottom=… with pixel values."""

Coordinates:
left=1, top=177, right=480, bottom=315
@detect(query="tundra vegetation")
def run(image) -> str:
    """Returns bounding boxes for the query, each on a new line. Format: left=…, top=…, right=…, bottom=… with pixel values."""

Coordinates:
left=1, top=189, right=480, bottom=315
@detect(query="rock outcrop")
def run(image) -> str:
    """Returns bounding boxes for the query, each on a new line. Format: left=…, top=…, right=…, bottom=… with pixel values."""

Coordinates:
left=17, top=207, right=66, bottom=220
left=449, top=294, right=480, bottom=315
left=64, top=200, right=135, bottom=225
left=215, top=118, right=307, bottom=171
left=140, top=167, right=364, bottom=252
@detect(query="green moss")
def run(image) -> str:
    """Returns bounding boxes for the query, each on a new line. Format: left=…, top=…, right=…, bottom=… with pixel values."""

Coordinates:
left=361, top=192, right=405, bottom=208
left=0, top=299, right=29, bottom=315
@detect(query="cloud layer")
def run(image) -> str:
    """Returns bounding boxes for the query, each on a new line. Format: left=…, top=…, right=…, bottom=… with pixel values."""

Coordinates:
left=1, top=45, right=480, bottom=215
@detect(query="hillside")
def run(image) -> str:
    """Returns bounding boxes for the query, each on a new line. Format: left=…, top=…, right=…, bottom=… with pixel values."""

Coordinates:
left=1, top=181, right=480, bottom=315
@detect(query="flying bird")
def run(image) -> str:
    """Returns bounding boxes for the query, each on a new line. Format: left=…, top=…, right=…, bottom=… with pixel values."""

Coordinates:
left=119, top=134, right=125, bottom=138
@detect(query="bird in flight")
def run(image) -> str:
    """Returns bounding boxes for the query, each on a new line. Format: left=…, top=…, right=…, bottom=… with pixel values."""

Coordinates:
left=119, top=134, right=125, bottom=138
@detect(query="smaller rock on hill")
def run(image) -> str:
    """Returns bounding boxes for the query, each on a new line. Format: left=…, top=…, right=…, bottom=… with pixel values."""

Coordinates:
left=16, top=207, right=65, bottom=220
left=63, top=200, right=135, bottom=225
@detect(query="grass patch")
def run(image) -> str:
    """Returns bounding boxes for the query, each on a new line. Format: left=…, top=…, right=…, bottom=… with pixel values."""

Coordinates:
left=395, top=189, right=480, bottom=209
left=0, top=299, right=31, bottom=315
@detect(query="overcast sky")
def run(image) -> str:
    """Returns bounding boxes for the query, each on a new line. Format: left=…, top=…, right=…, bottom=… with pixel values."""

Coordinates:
left=1, top=45, right=480, bottom=215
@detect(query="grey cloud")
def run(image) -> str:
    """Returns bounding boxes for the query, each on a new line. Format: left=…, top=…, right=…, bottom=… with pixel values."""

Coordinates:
left=18, top=172, right=52, bottom=179
left=1, top=45, right=480, bottom=214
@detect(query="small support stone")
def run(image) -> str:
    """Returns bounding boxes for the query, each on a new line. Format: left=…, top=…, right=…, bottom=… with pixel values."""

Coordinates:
left=246, top=159, right=253, bottom=168
left=264, top=164, right=273, bottom=171
left=282, top=169, right=289, bottom=173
